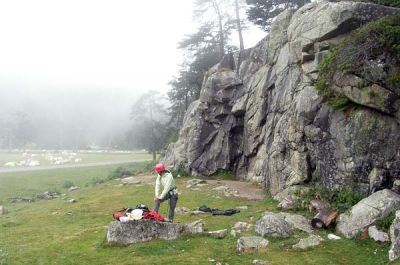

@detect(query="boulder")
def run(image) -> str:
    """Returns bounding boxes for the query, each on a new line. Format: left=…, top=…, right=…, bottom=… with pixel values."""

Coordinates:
left=255, top=212, right=292, bottom=238
left=237, top=236, right=269, bottom=253
left=107, top=220, right=202, bottom=245
left=336, top=189, right=400, bottom=238
left=277, top=212, right=313, bottom=234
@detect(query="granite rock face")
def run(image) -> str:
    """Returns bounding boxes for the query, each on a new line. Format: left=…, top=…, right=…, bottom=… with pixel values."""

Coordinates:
left=161, top=2, right=400, bottom=196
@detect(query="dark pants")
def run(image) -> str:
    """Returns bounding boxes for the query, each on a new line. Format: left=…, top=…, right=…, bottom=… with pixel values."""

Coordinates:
left=152, top=193, right=178, bottom=221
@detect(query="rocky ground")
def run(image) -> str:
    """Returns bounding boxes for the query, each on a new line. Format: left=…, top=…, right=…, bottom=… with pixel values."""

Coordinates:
left=124, top=174, right=265, bottom=201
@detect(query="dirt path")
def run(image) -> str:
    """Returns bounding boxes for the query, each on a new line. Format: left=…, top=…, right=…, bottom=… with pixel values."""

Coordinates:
left=126, top=175, right=265, bottom=201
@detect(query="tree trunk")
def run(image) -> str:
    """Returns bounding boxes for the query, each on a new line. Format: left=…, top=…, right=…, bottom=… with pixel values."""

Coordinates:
left=235, top=0, right=244, bottom=51
left=234, top=0, right=244, bottom=74
left=212, top=0, right=225, bottom=59
left=311, top=209, right=339, bottom=229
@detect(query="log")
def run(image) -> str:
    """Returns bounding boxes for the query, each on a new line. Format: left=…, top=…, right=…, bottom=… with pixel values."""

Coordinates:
left=311, top=209, right=339, bottom=229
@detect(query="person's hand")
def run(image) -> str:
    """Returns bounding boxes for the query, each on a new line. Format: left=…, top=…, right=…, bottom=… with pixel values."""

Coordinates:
left=154, top=196, right=160, bottom=201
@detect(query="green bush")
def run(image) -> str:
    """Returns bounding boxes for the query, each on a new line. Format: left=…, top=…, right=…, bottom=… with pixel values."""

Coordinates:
left=294, top=185, right=365, bottom=213
left=85, top=177, right=106, bottom=186
left=375, top=212, right=396, bottom=232
left=107, top=166, right=134, bottom=180
left=62, top=180, right=75, bottom=189
left=332, top=188, right=364, bottom=212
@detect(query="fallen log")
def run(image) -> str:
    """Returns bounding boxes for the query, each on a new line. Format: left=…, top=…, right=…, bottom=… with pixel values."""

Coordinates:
left=311, top=209, right=339, bottom=229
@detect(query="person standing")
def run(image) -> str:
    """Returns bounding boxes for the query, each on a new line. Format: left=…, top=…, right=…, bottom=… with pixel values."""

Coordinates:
left=152, top=163, right=178, bottom=222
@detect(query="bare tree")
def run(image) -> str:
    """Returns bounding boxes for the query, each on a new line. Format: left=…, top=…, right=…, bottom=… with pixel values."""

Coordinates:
left=129, top=90, right=167, bottom=161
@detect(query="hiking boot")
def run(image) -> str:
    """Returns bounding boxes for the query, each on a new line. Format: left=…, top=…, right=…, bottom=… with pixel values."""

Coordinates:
left=164, top=218, right=172, bottom=223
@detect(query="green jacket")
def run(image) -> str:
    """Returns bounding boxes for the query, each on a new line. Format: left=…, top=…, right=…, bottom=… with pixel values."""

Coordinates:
left=155, top=171, right=177, bottom=199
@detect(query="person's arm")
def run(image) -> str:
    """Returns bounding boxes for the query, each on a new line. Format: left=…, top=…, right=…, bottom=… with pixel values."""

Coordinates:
left=155, top=175, right=161, bottom=197
left=159, top=173, right=174, bottom=199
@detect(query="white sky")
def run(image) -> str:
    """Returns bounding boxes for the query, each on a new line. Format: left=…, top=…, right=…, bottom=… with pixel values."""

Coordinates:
left=0, top=0, right=197, bottom=93
left=0, top=0, right=266, bottom=146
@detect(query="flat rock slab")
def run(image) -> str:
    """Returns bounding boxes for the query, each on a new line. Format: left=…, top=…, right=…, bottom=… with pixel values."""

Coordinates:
left=107, top=220, right=202, bottom=244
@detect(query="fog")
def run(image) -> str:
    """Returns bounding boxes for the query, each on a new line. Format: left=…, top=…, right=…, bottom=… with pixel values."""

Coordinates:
left=0, top=0, right=265, bottom=150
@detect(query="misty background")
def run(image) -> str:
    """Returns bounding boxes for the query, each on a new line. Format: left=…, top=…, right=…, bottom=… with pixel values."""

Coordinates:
left=0, top=0, right=265, bottom=151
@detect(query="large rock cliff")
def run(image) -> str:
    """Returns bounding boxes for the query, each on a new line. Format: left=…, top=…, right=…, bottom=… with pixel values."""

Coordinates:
left=161, top=2, right=400, bottom=196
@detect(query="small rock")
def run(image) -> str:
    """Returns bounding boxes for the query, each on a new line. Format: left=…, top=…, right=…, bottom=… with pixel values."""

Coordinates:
left=175, top=207, right=191, bottom=214
left=187, top=179, right=207, bottom=186
left=327, top=234, right=341, bottom=240
left=208, top=229, right=228, bottom=239
left=213, top=186, right=229, bottom=191
left=189, top=219, right=204, bottom=228
left=233, top=221, right=252, bottom=231
left=191, top=210, right=208, bottom=215
left=187, top=219, right=204, bottom=233
left=293, top=235, right=324, bottom=249
left=253, top=260, right=269, bottom=265
left=368, top=226, right=389, bottom=242
left=0, top=206, right=8, bottom=215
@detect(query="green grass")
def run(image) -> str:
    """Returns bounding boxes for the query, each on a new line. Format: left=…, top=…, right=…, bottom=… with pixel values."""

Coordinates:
left=0, top=150, right=152, bottom=167
left=0, top=163, right=397, bottom=265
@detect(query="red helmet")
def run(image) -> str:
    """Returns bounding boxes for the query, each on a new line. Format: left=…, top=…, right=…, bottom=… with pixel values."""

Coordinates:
left=155, top=163, right=165, bottom=173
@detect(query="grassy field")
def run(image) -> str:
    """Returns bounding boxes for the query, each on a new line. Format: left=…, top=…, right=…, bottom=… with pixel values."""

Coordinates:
left=0, top=162, right=397, bottom=265
left=0, top=150, right=151, bottom=168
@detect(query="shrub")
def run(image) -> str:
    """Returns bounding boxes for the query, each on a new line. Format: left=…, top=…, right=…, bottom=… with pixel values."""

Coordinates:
left=293, top=185, right=365, bottom=213
left=332, top=187, right=364, bottom=212
left=107, top=166, right=134, bottom=180
left=62, top=181, right=75, bottom=189
left=375, top=212, right=395, bottom=232
left=84, top=177, right=106, bottom=187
